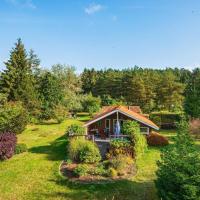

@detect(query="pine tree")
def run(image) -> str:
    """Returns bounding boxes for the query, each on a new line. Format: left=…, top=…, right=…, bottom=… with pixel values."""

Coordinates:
left=0, top=39, right=38, bottom=112
left=156, top=71, right=185, bottom=111
left=184, top=68, right=200, bottom=118
left=38, top=71, right=64, bottom=119
left=156, top=119, right=200, bottom=200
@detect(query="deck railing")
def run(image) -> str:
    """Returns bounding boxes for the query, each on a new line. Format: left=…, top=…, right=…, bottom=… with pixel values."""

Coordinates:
left=68, top=134, right=130, bottom=142
left=109, top=134, right=130, bottom=140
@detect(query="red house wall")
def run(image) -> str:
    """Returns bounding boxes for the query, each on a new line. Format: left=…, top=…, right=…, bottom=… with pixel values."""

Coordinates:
left=88, top=112, right=150, bottom=138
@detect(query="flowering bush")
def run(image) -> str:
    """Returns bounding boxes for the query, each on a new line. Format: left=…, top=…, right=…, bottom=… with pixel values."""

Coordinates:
left=146, top=132, right=169, bottom=146
left=0, top=132, right=17, bottom=160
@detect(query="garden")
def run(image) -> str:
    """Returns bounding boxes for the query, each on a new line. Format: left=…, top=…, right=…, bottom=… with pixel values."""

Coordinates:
left=0, top=113, right=173, bottom=200
left=59, top=120, right=169, bottom=184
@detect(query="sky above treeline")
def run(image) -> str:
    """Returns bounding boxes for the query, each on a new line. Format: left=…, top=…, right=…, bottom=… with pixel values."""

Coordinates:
left=1, top=0, right=200, bottom=72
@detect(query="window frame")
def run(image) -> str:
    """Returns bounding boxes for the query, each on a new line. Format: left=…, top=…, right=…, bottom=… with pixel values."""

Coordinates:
left=105, top=119, right=111, bottom=132
left=140, top=127, right=149, bottom=135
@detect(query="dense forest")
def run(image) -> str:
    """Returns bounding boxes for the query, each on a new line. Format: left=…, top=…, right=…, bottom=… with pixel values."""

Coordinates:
left=0, top=39, right=200, bottom=127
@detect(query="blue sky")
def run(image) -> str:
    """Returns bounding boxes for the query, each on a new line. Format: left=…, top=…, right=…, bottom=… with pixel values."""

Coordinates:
left=1, top=0, right=200, bottom=72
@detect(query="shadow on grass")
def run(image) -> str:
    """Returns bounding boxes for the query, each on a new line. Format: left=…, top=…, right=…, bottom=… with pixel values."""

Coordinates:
left=29, top=135, right=68, bottom=161
left=42, top=178, right=158, bottom=200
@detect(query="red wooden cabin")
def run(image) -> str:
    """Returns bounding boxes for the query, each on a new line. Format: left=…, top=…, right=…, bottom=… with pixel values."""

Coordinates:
left=84, top=106, right=159, bottom=140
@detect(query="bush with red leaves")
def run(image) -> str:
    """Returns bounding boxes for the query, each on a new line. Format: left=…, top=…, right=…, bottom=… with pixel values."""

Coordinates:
left=146, top=132, right=169, bottom=146
left=0, top=132, right=17, bottom=160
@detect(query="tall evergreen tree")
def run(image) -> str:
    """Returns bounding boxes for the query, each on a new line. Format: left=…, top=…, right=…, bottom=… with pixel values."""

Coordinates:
left=38, top=71, right=63, bottom=119
left=0, top=39, right=38, bottom=112
left=184, top=68, right=200, bottom=118
left=81, top=68, right=99, bottom=94
left=156, top=71, right=185, bottom=111
left=156, top=119, right=200, bottom=200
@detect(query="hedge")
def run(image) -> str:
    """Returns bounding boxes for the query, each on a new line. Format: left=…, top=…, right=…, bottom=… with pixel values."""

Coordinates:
left=150, top=112, right=183, bottom=129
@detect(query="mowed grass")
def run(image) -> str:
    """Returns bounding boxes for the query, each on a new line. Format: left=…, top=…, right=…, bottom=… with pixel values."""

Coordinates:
left=0, top=115, right=176, bottom=200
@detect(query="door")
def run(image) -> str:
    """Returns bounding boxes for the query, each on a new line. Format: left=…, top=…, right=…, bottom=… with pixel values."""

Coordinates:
left=105, top=119, right=110, bottom=137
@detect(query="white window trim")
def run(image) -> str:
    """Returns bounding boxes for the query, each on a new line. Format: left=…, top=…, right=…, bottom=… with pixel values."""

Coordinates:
left=140, top=127, right=149, bottom=135
left=105, top=119, right=110, bottom=132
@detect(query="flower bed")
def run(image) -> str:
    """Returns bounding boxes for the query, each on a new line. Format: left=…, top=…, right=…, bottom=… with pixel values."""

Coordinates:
left=60, top=157, right=137, bottom=183
left=64, top=121, right=147, bottom=183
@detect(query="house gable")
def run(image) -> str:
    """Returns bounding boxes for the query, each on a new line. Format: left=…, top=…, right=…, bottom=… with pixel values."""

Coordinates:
left=84, top=106, right=159, bottom=130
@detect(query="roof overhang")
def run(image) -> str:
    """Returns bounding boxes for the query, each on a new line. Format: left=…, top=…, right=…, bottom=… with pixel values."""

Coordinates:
left=84, top=109, right=159, bottom=130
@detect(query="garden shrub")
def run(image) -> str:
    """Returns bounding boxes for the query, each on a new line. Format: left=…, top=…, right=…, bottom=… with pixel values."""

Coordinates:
left=108, top=139, right=133, bottom=158
left=68, top=138, right=101, bottom=163
left=66, top=124, right=86, bottom=136
left=15, top=143, right=28, bottom=154
left=147, top=132, right=169, bottom=146
left=54, top=104, right=68, bottom=123
left=110, top=138, right=131, bottom=148
left=68, top=137, right=86, bottom=161
left=74, top=164, right=90, bottom=177
left=0, top=102, right=28, bottom=134
left=79, top=141, right=101, bottom=163
left=122, top=121, right=147, bottom=158
left=107, top=167, right=117, bottom=178
left=109, top=155, right=134, bottom=173
left=0, top=132, right=17, bottom=160
left=89, top=163, right=107, bottom=176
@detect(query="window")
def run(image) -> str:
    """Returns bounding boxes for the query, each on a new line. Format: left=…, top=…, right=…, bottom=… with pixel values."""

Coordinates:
left=97, top=120, right=102, bottom=127
left=105, top=119, right=110, bottom=131
left=140, top=127, right=149, bottom=134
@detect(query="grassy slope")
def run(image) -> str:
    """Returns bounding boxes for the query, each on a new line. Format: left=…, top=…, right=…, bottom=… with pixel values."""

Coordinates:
left=0, top=115, right=176, bottom=200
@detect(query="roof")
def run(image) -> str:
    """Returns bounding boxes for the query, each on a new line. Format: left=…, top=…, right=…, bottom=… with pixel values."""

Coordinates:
left=102, top=106, right=142, bottom=114
left=84, top=105, right=159, bottom=130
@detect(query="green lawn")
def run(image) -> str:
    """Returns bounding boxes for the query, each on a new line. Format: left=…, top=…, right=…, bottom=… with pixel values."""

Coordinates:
left=0, top=115, right=176, bottom=200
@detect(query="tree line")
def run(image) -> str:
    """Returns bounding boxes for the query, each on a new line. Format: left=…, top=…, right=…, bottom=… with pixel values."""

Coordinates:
left=81, top=66, right=200, bottom=117
left=0, top=39, right=200, bottom=124
left=0, top=39, right=100, bottom=124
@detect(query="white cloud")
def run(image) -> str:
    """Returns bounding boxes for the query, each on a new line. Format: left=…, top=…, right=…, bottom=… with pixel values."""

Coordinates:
left=6, top=0, right=36, bottom=9
left=85, top=3, right=104, bottom=15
